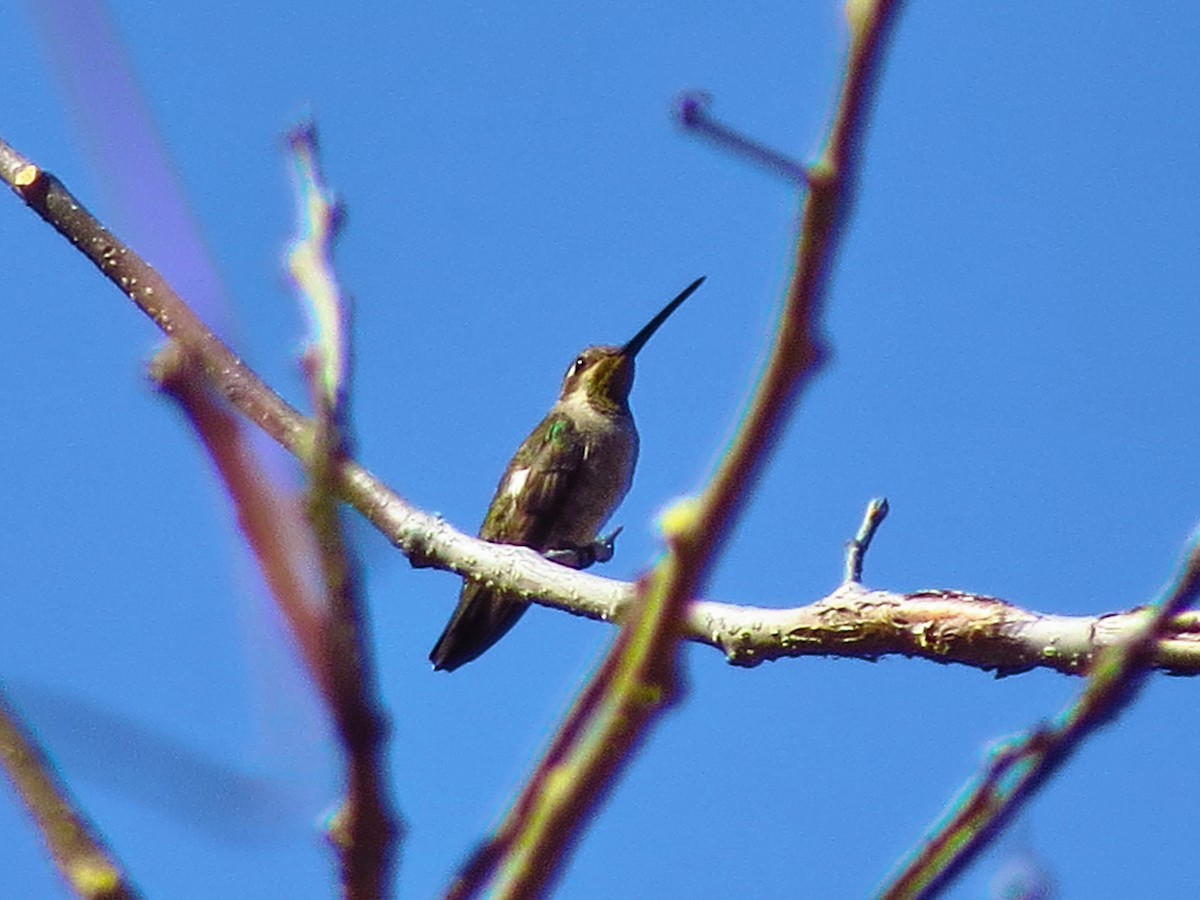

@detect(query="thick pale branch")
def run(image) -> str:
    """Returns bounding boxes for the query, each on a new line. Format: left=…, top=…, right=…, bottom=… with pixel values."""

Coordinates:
left=2, top=135, right=1196, bottom=688
left=690, top=587, right=1200, bottom=675
left=369, top=493, right=1200, bottom=678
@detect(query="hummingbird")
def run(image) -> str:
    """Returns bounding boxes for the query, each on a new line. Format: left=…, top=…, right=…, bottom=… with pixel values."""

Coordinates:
left=430, top=276, right=706, bottom=671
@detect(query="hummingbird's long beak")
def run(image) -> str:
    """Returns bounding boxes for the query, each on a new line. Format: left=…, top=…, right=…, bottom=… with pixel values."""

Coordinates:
left=621, top=276, right=706, bottom=358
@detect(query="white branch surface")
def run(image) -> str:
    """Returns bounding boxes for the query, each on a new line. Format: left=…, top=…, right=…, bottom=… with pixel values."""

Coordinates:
left=346, top=465, right=1199, bottom=676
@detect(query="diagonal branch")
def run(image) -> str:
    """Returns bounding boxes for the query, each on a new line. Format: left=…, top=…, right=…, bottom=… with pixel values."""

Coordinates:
left=447, top=5, right=908, bottom=894
left=880, top=522, right=1200, bottom=897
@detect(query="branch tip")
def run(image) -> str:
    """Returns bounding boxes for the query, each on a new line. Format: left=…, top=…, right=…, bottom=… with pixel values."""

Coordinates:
left=674, top=90, right=810, bottom=185
left=844, top=497, right=890, bottom=584
left=674, top=90, right=713, bottom=128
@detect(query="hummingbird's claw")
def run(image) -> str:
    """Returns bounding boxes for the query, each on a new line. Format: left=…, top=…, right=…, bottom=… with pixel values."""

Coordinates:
left=542, top=546, right=577, bottom=566
left=593, top=526, right=623, bottom=564
left=543, top=526, right=623, bottom=570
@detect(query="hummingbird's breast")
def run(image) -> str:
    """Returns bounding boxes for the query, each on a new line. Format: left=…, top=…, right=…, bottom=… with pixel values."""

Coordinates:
left=547, top=398, right=639, bottom=547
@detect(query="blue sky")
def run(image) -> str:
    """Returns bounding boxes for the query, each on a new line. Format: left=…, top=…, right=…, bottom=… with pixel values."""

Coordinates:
left=3, top=2, right=1199, bottom=897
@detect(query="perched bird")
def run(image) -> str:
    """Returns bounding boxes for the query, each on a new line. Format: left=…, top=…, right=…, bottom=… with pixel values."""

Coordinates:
left=430, top=277, right=706, bottom=671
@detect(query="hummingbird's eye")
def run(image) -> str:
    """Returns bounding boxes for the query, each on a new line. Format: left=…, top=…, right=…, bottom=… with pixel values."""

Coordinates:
left=569, top=356, right=586, bottom=376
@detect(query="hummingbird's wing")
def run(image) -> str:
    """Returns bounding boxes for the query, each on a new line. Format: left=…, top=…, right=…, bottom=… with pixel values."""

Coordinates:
left=479, top=411, right=587, bottom=550
left=430, top=412, right=586, bottom=671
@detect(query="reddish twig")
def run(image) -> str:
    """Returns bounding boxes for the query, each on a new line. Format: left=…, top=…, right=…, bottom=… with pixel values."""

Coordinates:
left=445, top=2, right=906, bottom=896
left=286, top=125, right=401, bottom=900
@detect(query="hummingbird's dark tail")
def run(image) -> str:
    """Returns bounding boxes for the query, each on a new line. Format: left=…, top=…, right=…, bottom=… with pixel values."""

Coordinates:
left=429, top=585, right=530, bottom=671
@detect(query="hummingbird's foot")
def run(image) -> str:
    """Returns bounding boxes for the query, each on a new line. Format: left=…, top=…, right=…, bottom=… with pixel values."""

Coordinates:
left=591, top=526, right=622, bottom=565
left=543, top=526, right=623, bottom=570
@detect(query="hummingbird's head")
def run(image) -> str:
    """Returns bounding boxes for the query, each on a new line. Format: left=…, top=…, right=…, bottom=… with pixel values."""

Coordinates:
left=556, top=276, right=706, bottom=415
left=559, top=346, right=636, bottom=414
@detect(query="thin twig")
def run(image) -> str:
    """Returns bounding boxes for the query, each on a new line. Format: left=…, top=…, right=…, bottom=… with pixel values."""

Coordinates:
left=676, top=92, right=810, bottom=184
left=0, top=691, right=140, bottom=899
left=287, top=125, right=401, bottom=900
left=844, top=497, right=890, bottom=584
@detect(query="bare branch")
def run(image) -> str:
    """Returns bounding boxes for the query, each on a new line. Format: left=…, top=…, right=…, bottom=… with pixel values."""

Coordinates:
left=446, top=3, right=908, bottom=896
left=881, top=523, right=1200, bottom=897
left=286, top=125, right=401, bottom=900
left=676, top=92, right=809, bottom=183
left=0, top=692, right=140, bottom=899
left=149, top=343, right=331, bottom=693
